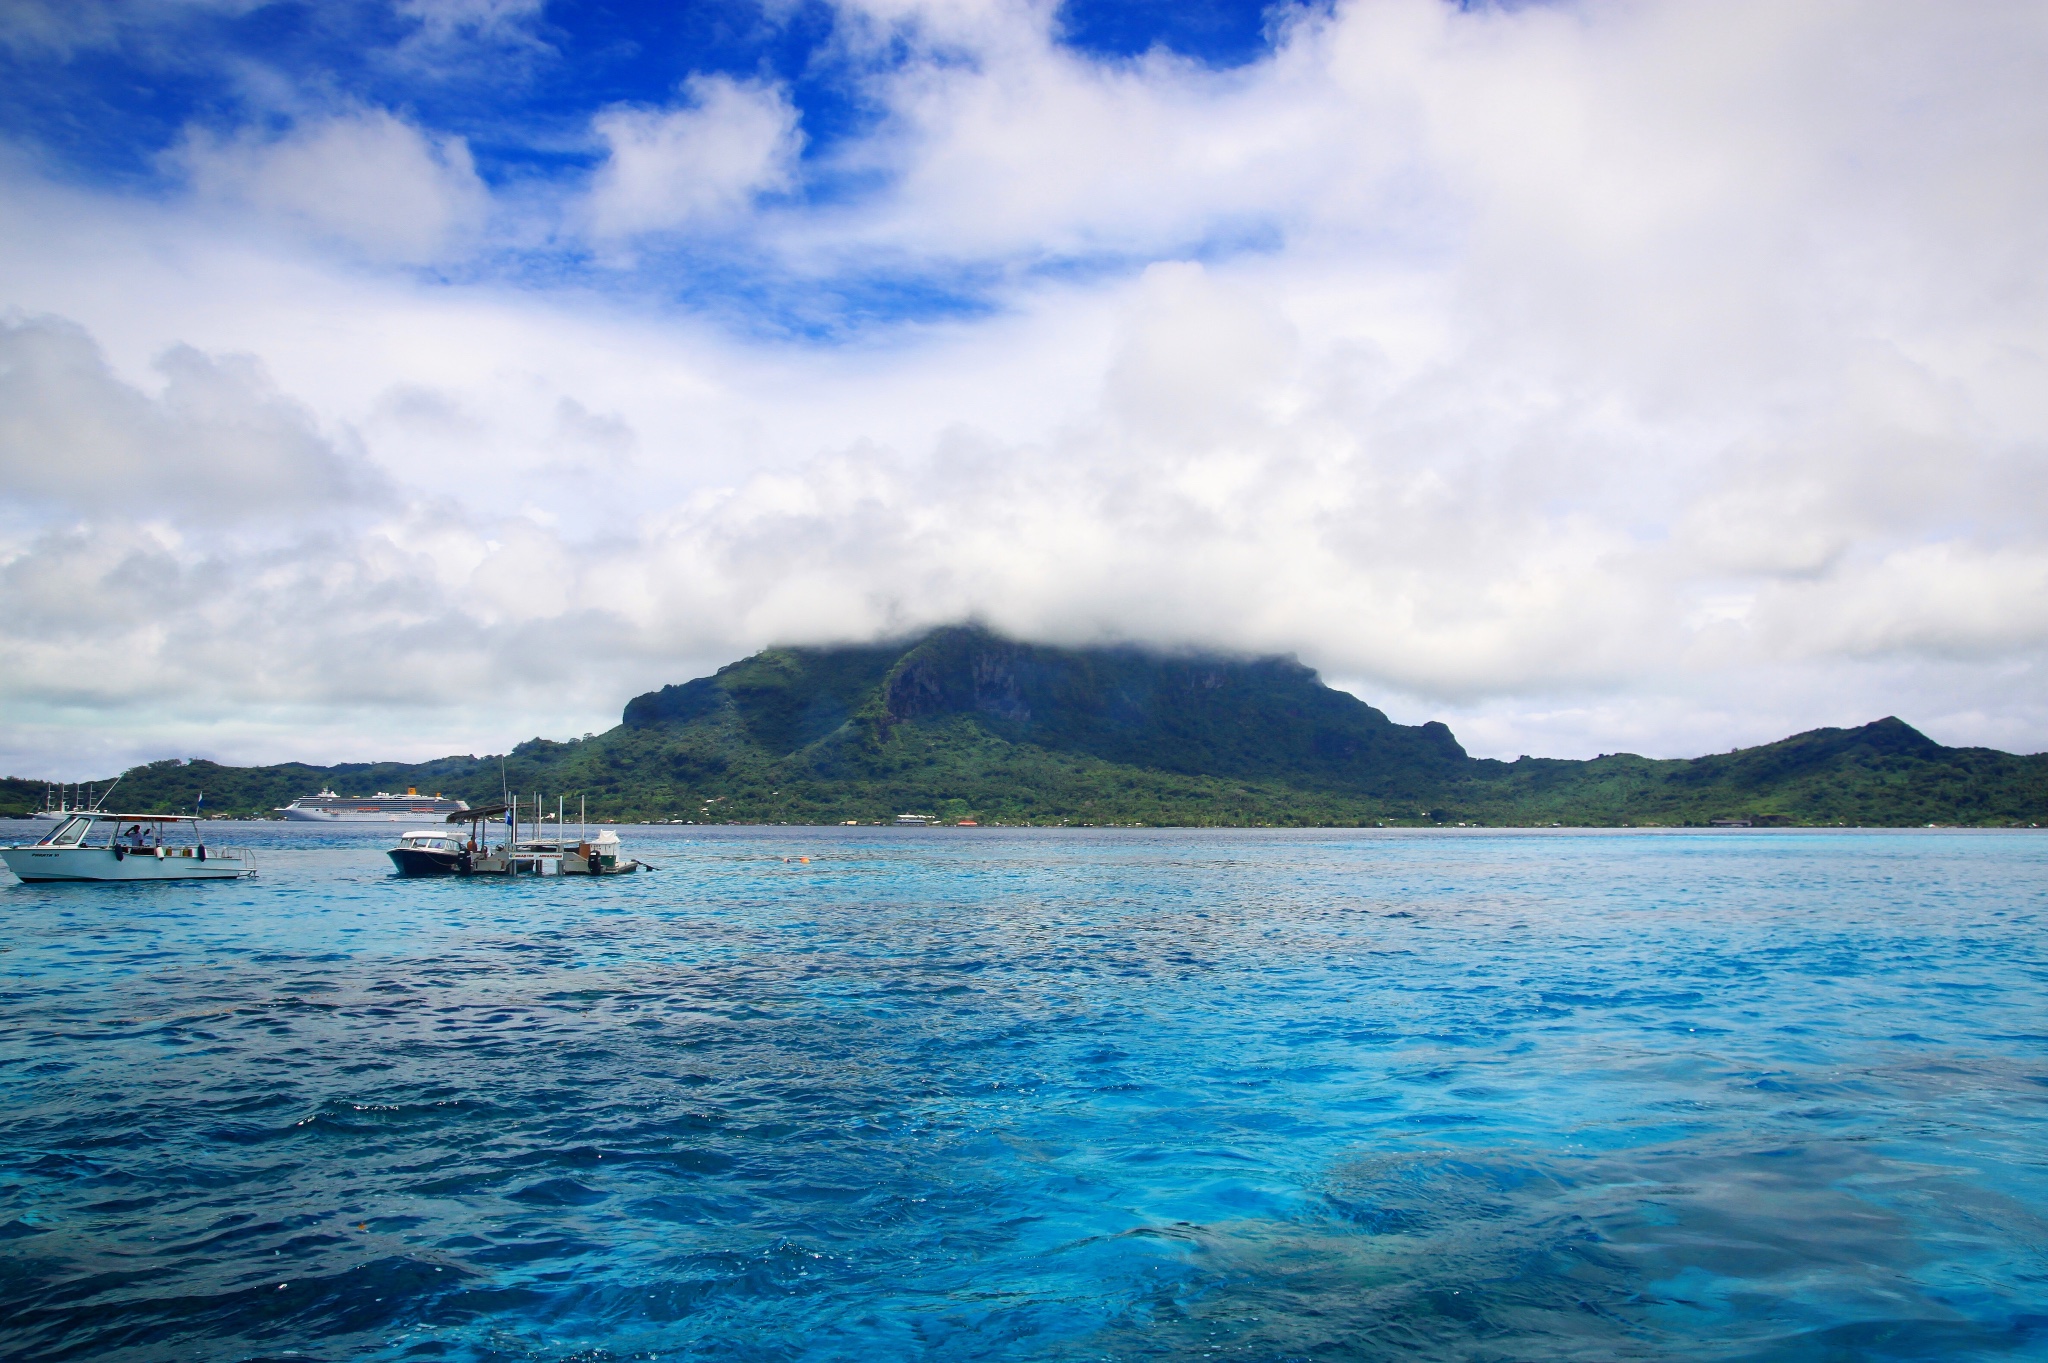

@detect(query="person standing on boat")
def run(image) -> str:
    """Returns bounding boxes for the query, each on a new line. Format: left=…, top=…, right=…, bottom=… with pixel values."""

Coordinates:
left=125, top=824, right=148, bottom=848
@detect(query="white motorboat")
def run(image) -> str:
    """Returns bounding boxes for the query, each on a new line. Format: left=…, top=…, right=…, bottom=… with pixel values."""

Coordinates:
left=1, top=814, right=256, bottom=883
left=560, top=830, right=640, bottom=875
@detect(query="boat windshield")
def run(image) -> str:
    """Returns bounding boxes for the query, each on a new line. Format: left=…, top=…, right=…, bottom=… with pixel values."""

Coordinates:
left=41, top=818, right=201, bottom=849
left=44, top=816, right=92, bottom=846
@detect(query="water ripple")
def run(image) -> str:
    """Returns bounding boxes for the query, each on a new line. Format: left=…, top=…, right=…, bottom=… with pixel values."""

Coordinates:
left=1, top=826, right=2045, bottom=1360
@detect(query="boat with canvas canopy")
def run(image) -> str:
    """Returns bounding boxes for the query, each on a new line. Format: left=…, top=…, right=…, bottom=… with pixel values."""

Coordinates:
left=385, top=795, right=646, bottom=876
left=1, top=814, right=256, bottom=883
left=387, top=803, right=513, bottom=876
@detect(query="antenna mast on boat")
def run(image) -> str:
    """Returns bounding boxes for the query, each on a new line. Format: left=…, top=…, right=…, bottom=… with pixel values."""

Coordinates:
left=90, top=775, right=120, bottom=812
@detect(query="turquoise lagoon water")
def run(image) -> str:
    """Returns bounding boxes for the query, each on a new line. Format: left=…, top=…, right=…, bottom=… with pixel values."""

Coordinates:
left=1, top=825, right=2045, bottom=1361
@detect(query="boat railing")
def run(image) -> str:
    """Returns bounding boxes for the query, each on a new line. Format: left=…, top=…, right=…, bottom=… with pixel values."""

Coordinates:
left=119, top=841, right=256, bottom=865
left=101, top=840, right=256, bottom=872
left=208, top=843, right=254, bottom=870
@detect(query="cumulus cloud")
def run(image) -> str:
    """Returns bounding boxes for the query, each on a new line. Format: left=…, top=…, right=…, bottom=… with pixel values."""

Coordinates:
left=173, top=109, right=490, bottom=263
left=0, top=315, right=380, bottom=521
left=3, top=0, right=2048, bottom=773
left=585, top=76, right=805, bottom=238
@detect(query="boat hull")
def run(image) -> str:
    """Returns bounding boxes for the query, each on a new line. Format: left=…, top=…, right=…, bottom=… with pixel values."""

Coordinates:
left=561, top=850, right=639, bottom=875
left=386, top=847, right=468, bottom=877
left=385, top=849, right=553, bottom=876
left=1, top=846, right=254, bottom=883
left=281, top=805, right=466, bottom=822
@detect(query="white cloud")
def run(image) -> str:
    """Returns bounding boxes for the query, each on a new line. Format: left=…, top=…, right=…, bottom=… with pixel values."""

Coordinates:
left=397, top=0, right=545, bottom=44
left=0, top=315, right=379, bottom=520
left=585, top=76, right=805, bottom=238
left=4, top=0, right=2048, bottom=773
left=173, top=109, right=490, bottom=263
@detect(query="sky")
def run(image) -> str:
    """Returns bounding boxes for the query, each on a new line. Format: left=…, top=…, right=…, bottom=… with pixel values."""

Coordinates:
left=1, top=0, right=2046, bottom=777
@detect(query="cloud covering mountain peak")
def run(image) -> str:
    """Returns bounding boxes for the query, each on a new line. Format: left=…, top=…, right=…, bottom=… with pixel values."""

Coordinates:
left=1, top=0, right=2046, bottom=774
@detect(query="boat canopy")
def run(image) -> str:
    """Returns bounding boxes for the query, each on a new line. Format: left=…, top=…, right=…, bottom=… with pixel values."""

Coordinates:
left=93, top=814, right=201, bottom=823
left=450, top=804, right=510, bottom=823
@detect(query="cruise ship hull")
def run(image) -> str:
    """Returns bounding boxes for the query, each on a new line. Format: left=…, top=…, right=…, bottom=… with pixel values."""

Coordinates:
left=278, top=799, right=469, bottom=822
left=281, top=807, right=450, bottom=822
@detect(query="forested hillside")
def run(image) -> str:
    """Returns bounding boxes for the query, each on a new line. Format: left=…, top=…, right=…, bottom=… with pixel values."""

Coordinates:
left=7, top=627, right=2045, bottom=826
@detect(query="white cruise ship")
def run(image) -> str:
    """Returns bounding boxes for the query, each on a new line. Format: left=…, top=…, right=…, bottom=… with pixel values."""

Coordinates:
left=276, top=789, right=470, bottom=822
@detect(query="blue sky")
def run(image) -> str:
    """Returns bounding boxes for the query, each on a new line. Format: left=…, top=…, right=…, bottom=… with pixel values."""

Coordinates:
left=4, top=0, right=1315, bottom=334
left=8, top=1, right=1299, bottom=168
left=2, top=0, right=2046, bottom=775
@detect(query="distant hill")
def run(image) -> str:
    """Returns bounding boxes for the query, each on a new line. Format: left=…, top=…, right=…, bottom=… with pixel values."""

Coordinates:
left=6, top=625, right=2045, bottom=826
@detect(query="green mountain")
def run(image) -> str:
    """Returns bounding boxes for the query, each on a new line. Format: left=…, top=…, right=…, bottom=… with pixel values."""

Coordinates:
left=6, top=625, right=2045, bottom=826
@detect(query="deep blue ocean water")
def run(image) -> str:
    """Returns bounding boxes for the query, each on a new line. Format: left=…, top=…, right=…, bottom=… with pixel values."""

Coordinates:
left=1, top=825, right=2045, bottom=1362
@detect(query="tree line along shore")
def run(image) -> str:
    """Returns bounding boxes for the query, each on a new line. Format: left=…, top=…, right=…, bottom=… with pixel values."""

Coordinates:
left=8, top=628, right=2044, bottom=829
